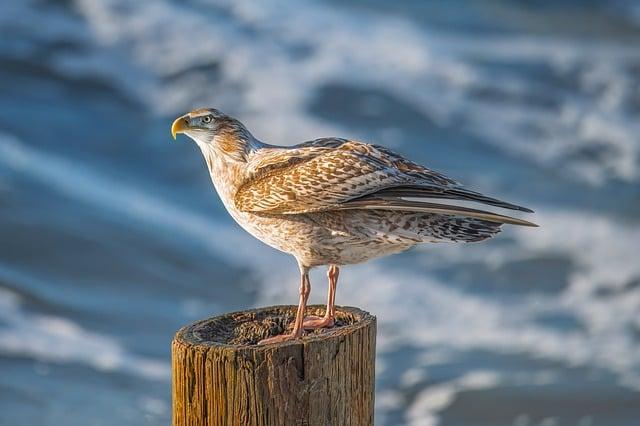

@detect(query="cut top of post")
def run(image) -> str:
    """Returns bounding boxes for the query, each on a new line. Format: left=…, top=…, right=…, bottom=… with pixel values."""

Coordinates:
left=174, top=304, right=375, bottom=348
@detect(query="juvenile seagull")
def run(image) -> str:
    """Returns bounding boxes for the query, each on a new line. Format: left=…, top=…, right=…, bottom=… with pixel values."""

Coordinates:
left=171, top=108, right=536, bottom=344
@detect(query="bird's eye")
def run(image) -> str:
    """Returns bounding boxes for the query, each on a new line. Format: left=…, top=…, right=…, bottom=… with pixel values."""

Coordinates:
left=202, top=116, right=212, bottom=124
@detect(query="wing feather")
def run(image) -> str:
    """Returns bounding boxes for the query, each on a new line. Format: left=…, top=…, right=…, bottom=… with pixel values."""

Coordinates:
left=371, top=186, right=534, bottom=213
left=235, top=139, right=536, bottom=226
left=339, top=197, right=538, bottom=227
left=235, top=141, right=409, bottom=214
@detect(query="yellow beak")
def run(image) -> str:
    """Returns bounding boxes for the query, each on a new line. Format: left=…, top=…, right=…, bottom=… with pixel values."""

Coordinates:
left=171, top=115, right=189, bottom=140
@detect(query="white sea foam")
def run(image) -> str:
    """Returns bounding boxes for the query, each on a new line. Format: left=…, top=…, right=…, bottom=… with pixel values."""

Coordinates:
left=0, top=287, right=168, bottom=380
left=0, top=132, right=267, bottom=269
left=2, top=2, right=620, bottom=182
left=407, top=371, right=501, bottom=426
left=51, top=0, right=640, bottom=185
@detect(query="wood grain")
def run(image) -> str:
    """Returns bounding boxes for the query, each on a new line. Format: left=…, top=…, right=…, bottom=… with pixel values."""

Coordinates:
left=172, top=305, right=376, bottom=426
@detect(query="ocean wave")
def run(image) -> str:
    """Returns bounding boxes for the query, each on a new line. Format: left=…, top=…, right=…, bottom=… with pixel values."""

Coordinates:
left=407, top=370, right=501, bottom=426
left=0, top=132, right=265, bottom=268
left=27, top=0, right=638, bottom=185
left=0, top=286, right=168, bottom=381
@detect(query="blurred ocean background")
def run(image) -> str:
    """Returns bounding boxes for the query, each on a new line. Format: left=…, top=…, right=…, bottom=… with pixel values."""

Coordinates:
left=1, top=0, right=640, bottom=425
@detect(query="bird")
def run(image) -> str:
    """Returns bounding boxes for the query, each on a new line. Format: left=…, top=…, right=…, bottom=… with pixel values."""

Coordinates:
left=171, top=108, right=536, bottom=344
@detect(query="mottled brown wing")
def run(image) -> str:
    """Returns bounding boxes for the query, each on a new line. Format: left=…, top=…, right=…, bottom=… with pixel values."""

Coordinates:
left=235, top=141, right=419, bottom=214
left=369, top=145, right=460, bottom=187
left=236, top=139, right=536, bottom=226
left=246, top=140, right=346, bottom=179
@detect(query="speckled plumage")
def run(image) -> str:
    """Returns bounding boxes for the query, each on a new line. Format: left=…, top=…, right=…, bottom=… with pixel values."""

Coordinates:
left=171, top=108, right=536, bottom=343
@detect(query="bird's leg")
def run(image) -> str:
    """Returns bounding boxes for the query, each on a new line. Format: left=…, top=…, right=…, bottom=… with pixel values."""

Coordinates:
left=303, top=265, right=339, bottom=330
left=258, top=266, right=310, bottom=345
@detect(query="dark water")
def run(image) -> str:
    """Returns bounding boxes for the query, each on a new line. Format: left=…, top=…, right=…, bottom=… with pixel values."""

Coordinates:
left=1, top=0, right=640, bottom=425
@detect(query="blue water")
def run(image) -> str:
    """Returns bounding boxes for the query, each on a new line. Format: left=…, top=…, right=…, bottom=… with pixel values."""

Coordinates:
left=1, top=1, right=640, bottom=425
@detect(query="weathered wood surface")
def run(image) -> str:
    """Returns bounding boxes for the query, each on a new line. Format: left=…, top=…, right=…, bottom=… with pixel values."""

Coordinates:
left=172, top=305, right=376, bottom=426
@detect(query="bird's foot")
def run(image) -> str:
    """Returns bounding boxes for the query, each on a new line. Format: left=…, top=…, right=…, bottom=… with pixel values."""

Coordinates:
left=258, top=332, right=301, bottom=345
left=303, top=315, right=335, bottom=330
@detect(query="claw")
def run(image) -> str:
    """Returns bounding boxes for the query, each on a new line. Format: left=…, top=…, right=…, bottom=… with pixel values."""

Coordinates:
left=303, top=315, right=335, bottom=330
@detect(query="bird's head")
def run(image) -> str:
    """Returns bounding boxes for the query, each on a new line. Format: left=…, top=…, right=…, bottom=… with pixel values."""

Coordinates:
left=171, top=108, right=254, bottom=162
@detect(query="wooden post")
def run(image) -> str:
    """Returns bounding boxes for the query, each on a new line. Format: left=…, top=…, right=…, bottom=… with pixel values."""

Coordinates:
left=172, top=305, right=376, bottom=426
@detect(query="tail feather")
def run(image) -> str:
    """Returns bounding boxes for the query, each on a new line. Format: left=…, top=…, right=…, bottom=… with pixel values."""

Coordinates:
left=375, top=186, right=534, bottom=213
left=340, top=197, right=539, bottom=227
left=422, top=216, right=502, bottom=243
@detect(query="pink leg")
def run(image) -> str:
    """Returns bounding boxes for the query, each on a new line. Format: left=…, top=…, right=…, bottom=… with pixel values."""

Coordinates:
left=303, top=265, right=339, bottom=330
left=259, top=266, right=311, bottom=345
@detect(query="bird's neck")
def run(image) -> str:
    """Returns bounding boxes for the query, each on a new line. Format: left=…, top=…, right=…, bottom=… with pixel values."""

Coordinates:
left=197, top=137, right=258, bottom=210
